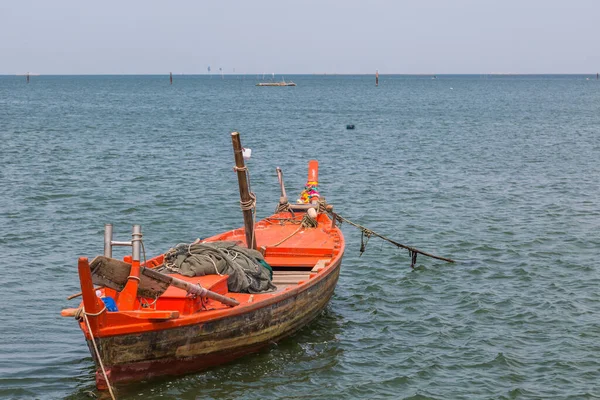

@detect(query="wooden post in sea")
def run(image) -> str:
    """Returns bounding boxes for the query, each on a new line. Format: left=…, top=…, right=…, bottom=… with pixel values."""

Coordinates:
left=26, top=72, right=30, bottom=84
left=231, top=132, right=257, bottom=250
left=170, top=72, right=173, bottom=85
left=376, top=70, right=379, bottom=86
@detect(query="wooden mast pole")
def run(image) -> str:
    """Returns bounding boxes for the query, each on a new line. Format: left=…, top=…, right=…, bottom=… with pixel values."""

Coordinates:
left=231, top=132, right=257, bottom=249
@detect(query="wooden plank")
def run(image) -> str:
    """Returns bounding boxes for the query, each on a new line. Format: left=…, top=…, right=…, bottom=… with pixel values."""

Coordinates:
left=273, top=270, right=314, bottom=275
left=90, top=256, right=170, bottom=298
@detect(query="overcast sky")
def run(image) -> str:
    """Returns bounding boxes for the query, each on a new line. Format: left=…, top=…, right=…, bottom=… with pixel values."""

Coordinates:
left=1, top=0, right=598, bottom=75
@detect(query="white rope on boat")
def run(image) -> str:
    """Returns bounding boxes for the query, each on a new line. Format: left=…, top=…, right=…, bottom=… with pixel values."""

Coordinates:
left=83, top=310, right=116, bottom=400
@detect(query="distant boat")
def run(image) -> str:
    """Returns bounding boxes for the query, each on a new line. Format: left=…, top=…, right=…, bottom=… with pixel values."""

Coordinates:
left=256, top=75, right=296, bottom=86
left=256, top=80, right=296, bottom=87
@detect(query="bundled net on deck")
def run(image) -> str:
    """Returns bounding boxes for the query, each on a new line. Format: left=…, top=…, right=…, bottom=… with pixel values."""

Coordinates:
left=158, top=241, right=276, bottom=293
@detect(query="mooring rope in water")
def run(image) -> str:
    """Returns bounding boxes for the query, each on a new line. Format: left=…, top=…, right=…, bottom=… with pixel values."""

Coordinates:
left=82, top=310, right=116, bottom=400
left=327, top=210, right=455, bottom=267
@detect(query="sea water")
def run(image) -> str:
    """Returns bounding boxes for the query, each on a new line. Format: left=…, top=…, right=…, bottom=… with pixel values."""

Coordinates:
left=1, top=74, right=599, bottom=399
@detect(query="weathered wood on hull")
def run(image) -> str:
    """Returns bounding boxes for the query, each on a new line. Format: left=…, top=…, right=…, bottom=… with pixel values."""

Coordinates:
left=94, top=341, right=272, bottom=390
left=91, top=261, right=341, bottom=387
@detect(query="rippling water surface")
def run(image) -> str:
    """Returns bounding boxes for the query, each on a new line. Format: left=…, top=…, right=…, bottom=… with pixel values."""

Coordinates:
left=1, top=75, right=600, bottom=399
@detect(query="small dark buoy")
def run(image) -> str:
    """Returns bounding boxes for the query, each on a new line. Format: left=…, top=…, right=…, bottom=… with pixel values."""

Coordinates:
left=346, top=124, right=355, bottom=130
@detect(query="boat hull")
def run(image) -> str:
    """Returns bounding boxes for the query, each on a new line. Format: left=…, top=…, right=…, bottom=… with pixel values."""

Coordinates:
left=89, top=259, right=341, bottom=388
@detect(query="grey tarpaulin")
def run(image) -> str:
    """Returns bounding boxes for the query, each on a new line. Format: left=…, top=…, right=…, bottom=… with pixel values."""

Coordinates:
left=158, top=241, right=276, bottom=293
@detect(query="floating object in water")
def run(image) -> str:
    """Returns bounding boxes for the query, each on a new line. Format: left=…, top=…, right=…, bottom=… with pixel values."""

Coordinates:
left=60, top=134, right=345, bottom=391
left=346, top=124, right=355, bottom=130
left=376, top=70, right=379, bottom=86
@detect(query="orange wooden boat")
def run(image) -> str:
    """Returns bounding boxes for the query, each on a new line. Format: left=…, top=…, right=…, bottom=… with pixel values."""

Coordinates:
left=62, top=133, right=345, bottom=392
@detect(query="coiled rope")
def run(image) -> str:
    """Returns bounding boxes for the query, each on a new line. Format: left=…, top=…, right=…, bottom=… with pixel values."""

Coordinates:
left=275, top=201, right=292, bottom=213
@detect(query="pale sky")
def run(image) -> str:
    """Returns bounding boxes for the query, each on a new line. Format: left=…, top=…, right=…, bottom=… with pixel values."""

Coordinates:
left=1, top=0, right=598, bottom=75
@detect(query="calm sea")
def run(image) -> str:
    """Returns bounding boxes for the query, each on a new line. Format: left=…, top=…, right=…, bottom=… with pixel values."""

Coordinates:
left=1, top=74, right=599, bottom=399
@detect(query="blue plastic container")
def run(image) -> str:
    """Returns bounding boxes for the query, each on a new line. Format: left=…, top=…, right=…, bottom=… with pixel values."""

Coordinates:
left=100, top=296, right=118, bottom=312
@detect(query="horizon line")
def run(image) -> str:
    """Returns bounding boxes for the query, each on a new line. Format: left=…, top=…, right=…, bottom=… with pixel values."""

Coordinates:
left=2, top=72, right=599, bottom=76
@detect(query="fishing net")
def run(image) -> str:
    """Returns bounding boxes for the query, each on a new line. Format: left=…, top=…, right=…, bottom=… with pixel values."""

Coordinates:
left=158, top=241, right=276, bottom=293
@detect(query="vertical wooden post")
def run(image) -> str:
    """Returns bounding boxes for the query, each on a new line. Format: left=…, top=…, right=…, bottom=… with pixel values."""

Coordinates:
left=231, top=132, right=256, bottom=249
left=26, top=73, right=30, bottom=84
left=375, top=70, right=379, bottom=86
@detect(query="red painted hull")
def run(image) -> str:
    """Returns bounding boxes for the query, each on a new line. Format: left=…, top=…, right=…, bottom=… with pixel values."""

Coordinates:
left=91, top=264, right=340, bottom=388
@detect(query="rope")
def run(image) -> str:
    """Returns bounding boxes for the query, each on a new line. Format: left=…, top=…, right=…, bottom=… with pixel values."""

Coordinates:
left=140, top=295, right=159, bottom=309
left=270, top=209, right=318, bottom=247
left=187, top=283, right=209, bottom=298
left=317, top=199, right=328, bottom=213
left=271, top=226, right=302, bottom=247
left=161, top=243, right=186, bottom=272
left=275, top=201, right=291, bottom=213
left=327, top=210, right=455, bottom=265
left=239, top=193, right=256, bottom=211
left=265, top=216, right=301, bottom=225
left=82, top=310, right=116, bottom=400
left=74, top=305, right=107, bottom=320
left=234, top=165, right=258, bottom=248
left=359, top=229, right=373, bottom=257
left=84, top=306, right=107, bottom=317
left=194, top=254, right=223, bottom=276
left=301, top=212, right=318, bottom=228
